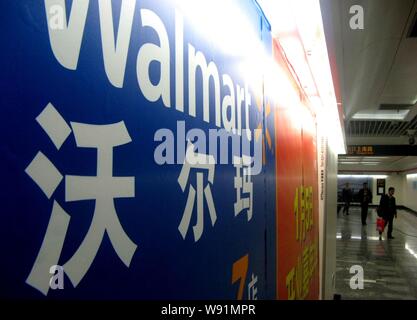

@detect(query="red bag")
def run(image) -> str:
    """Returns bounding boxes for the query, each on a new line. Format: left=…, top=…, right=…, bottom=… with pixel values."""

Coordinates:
left=376, top=217, right=386, bottom=232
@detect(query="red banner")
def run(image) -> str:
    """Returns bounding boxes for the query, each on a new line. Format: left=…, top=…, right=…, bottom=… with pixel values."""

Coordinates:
left=273, top=40, right=320, bottom=300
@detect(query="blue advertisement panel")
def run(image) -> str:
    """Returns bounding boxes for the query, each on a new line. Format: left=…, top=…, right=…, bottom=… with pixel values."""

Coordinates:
left=0, top=0, right=275, bottom=299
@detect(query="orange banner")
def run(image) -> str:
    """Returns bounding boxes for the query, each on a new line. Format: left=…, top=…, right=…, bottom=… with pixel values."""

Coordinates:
left=273, top=40, right=320, bottom=300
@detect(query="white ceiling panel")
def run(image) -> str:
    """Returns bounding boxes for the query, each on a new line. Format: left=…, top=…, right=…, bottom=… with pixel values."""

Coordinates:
left=338, top=0, right=414, bottom=119
left=338, top=155, right=417, bottom=171
left=322, top=0, right=417, bottom=145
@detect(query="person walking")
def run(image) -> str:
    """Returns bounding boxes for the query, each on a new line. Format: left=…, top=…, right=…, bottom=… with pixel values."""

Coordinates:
left=378, top=187, right=397, bottom=240
left=358, top=182, right=372, bottom=225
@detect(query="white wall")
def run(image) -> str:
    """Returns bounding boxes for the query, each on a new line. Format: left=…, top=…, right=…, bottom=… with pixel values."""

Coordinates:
left=317, top=128, right=327, bottom=300
left=322, top=142, right=338, bottom=300
left=372, top=174, right=404, bottom=206
left=404, top=174, right=417, bottom=212
left=338, top=173, right=417, bottom=211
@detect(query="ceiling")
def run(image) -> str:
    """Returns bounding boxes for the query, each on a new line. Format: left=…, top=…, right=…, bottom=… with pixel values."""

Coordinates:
left=347, top=112, right=417, bottom=137
left=338, top=155, right=417, bottom=172
left=321, top=0, right=417, bottom=145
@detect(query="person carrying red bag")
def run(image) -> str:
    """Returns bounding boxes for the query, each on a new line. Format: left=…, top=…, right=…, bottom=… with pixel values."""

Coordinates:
left=377, top=187, right=398, bottom=240
left=376, top=216, right=385, bottom=235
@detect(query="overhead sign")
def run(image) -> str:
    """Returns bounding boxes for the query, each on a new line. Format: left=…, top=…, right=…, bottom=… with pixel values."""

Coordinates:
left=347, top=145, right=417, bottom=156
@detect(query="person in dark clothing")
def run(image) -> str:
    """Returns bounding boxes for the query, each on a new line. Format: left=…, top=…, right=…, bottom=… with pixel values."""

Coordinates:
left=378, top=187, right=397, bottom=240
left=358, top=183, right=372, bottom=225
left=342, top=183, right=352, bottom=215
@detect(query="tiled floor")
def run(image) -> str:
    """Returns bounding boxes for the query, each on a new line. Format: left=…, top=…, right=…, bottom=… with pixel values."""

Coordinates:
left=335, top=207, right=417, bottom=299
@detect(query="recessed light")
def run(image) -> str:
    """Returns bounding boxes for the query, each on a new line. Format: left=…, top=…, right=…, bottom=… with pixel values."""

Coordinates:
left=352, top=109, right=410, bottom=120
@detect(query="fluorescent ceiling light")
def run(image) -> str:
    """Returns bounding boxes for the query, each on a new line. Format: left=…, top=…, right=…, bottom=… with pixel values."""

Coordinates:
left=339, top=159, right=381, bottom=163
left=338, top=175, right=388, bottom=178
left=352, top=110, right=410, bottom=120
left=339, top=156, right=389, bottom=161
left=340, top=159, right=381, bottom=162
left=407, top=173, right=417, bottom=179
left=339, top=162, right=380, bottom=166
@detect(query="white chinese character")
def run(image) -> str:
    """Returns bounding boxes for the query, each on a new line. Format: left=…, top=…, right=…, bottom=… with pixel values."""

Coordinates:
left=63, top=121, right=137, bottom=287
left=25, top=103, right=137, bottom=295
left=233, top=155, right=253, bottom=221
left=178, top=142, right=216, bottom=242
left=248, top=273, right=258, bottom=300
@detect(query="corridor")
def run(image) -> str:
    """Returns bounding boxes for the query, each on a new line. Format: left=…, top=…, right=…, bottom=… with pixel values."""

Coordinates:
left=336, top=207, right=417, bottom=299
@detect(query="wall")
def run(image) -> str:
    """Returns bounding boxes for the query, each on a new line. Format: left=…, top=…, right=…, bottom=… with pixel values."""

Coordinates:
left=274, top=40, right=320, bottom=300
left=323, top=143, right=338, bottom=300
left=317, top=109, right=338, bottom=300
left=372, top=174, right=404, bottom=206
left=317, top=130, right=326, bottom=299
left=337, top=174, right=405, bottom=206
left=0, top=0, right=277, bottom=299
left=403, top=174, right=417, bottom=212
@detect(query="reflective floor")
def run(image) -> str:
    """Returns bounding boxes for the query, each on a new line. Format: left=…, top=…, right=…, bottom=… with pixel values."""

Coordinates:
left=335, top=207, right=417, bottom=299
